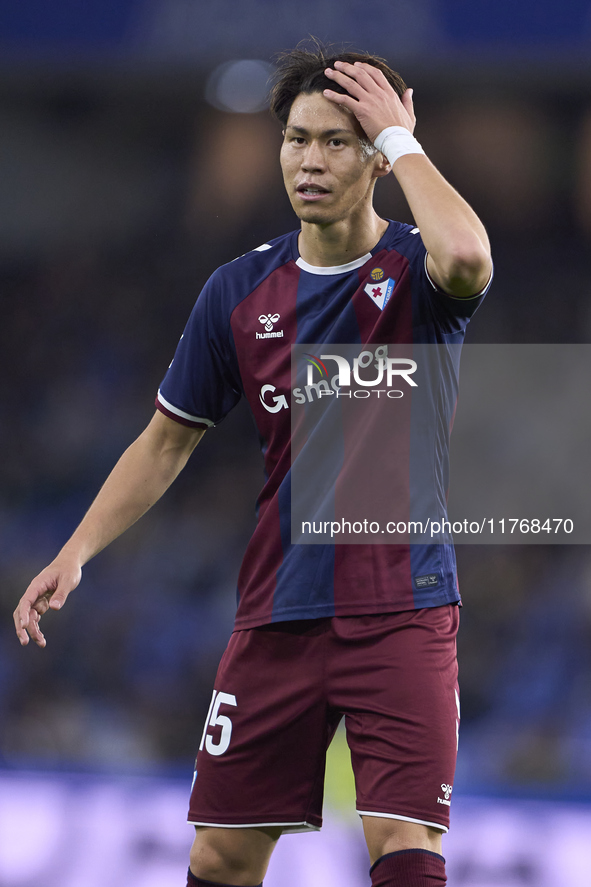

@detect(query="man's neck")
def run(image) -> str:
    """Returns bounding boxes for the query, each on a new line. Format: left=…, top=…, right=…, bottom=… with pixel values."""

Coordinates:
left=298, top=213, right=389, bottom=268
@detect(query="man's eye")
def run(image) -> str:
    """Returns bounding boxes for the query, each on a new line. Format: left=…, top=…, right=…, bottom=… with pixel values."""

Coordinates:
left=330, top=139, right=344, bottom=147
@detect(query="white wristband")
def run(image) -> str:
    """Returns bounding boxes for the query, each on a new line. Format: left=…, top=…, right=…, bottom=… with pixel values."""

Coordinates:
left=374, top=126, right=425, bottom=166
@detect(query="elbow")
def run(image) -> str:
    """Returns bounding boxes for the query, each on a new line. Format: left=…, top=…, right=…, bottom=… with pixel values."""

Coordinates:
left=436, top=240, right=492, bottom=298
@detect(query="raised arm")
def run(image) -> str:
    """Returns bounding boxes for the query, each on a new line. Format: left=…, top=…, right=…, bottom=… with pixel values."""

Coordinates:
left=324, top=60, right=492, bottom=297
left=14, top=410, right=205, bottom=647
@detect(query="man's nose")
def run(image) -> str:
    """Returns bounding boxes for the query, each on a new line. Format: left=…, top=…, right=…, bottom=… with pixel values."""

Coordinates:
left=301, top=141, right=325, bottom=171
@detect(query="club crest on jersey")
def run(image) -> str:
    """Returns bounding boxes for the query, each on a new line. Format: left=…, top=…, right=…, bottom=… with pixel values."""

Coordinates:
left=364, top=278, right=395, bottom=311
left=257, top=313, right=284, bottom=339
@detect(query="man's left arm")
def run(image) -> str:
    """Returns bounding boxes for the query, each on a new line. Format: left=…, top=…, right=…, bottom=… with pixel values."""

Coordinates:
left=324, top=61, right=492, bottom=298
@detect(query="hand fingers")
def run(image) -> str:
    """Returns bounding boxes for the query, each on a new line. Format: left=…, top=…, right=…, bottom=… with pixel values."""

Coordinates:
left=27, top=611, right=47, bottom=648
left=14, top=604, right=47, bottom=648
left=331, top=62, right=411, bottom=117
left=332, top=60, right=395, bottom=97
left=32, top=596, right=51, bottom=616
left=401, top=88, right=415, bottom=112
left=324, top=66, right=365, bottom=101
left=326, top=61, right=389, bottom=101
left=13, top=572, right=73, bottom=648
left=16, top=584, right=50, bottom=622
left=325, top=62, right=412, bottom=133
left=14, top=619, right=30, bottom=646
left=49, top=592, right=67, bottom=610
left=322, top=88, right=357, bottom=112
left=401, top=88, right=416, bottom=128
left=14, top=590, right=36, bottom=637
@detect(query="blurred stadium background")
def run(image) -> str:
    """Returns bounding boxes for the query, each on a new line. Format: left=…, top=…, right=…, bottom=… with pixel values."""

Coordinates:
left=1, top=1, right=591, bottom=885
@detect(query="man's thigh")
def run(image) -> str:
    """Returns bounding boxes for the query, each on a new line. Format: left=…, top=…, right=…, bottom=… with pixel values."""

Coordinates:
left=189, top=619, right=340, bottom=832
left=329, top=605, right=460, bottom=833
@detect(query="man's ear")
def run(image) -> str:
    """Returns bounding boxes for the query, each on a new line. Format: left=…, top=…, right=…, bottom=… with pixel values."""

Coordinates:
left=373, top=151, right=392, bottom=179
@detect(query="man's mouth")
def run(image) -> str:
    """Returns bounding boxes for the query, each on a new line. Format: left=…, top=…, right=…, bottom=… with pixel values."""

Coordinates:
left=296, top=183, right=331, bottom=201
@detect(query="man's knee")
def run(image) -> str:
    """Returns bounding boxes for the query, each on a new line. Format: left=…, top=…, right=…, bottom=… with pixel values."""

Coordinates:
left=362, top=817, right=446, bottom=886
left=189, top=825, right=281, bottom=886
left=362, top=816, right=443, bottom=864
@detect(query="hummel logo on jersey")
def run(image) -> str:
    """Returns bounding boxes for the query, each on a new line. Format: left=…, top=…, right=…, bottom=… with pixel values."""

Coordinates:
left=257, top=313, right=284, bottom=339
left=364, top=278, right=395, bottom=311
left=437, top=784, right=453, bottom=805
left=259, top=313, right=280, bottom=332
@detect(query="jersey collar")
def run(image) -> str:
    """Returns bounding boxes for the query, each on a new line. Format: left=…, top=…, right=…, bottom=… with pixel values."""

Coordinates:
left=295, top=253, right=372, bottom=276
left=292, top=221, right=393, bottom=276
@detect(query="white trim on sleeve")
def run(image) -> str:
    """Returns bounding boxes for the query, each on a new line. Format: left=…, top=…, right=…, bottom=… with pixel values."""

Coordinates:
left=157, top=391, right=214, bottom=427
left=424, top=252, right=493, bottom=300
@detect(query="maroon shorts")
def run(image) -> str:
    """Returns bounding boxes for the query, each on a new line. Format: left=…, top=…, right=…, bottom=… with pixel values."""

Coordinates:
left=188, top=606, right=460, bottom=833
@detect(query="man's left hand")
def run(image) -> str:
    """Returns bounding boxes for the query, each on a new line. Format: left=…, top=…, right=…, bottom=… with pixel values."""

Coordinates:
left=323, top=60, right=416, bottom=143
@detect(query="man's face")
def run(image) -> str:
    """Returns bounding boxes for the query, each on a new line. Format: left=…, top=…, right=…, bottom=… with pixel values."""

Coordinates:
left=280, top=91, right=383, bottom=226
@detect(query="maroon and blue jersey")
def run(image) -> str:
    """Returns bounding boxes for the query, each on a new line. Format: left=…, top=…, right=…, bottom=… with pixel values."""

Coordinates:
left=156, top=221, right=489, bottom=629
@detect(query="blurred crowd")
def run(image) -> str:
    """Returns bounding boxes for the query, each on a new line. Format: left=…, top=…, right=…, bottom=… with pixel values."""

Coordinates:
left=1, top=68, right=591, bottom=792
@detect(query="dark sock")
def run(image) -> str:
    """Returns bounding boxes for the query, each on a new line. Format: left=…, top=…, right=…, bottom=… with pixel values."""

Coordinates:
left=187, top=869, right=262, bottom=887
left=370, top=849, right=446, bottom=886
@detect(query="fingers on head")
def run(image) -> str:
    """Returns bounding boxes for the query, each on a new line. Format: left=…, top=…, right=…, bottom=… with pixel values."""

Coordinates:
left=355, top=62, right=388, bottom=86
left=335, top=61, right=373, bottom=85
left=325, top=68, right=362, bottom=94
left=323, top=89, right=352, bottom=108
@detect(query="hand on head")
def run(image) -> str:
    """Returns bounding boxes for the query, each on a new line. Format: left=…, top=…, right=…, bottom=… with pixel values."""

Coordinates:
left=323, top=60, right=416, bottom=143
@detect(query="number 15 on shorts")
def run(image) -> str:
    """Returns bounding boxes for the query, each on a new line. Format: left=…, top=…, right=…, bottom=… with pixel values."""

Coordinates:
left=200, top=689, right=238, bottom=756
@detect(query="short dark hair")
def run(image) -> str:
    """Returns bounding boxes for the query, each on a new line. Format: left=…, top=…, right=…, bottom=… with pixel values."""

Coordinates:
left=269, top=39, right=407, bottom=129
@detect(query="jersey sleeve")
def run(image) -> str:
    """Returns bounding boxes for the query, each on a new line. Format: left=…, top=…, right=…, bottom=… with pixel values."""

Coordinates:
left=156, top=271, right=242, bottom=428
left=423, top=251, right=492, bottom=321
left=392, top=223, right=491, bottom=333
